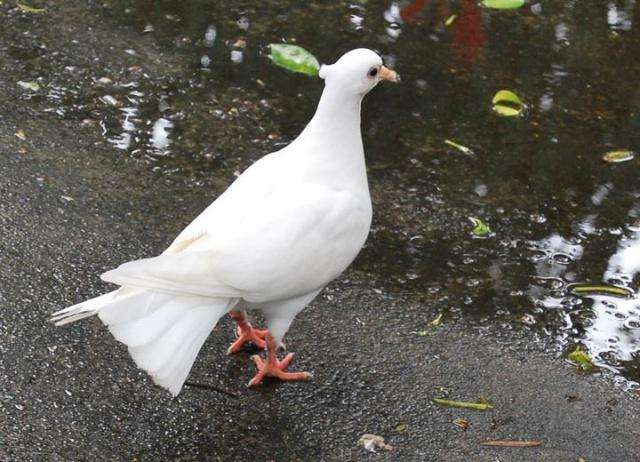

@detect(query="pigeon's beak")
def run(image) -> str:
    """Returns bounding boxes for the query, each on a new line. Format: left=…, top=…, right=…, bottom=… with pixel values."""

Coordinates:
left=379, top=66, right=400, bottom=83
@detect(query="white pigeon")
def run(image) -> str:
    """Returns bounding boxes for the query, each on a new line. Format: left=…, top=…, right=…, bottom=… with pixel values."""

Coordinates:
left=51, top=48, right=399, bottom=396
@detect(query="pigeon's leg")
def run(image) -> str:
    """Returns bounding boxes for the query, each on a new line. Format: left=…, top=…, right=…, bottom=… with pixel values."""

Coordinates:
left=248, top=333, right=312, bottom=386
left=227, top=310, right=268, bottom=354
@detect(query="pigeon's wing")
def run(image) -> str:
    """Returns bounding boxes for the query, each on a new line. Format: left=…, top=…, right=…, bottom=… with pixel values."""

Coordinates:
left=162, top=155, right=279, bottom=256
left=101, top=183, right=369, bottom=301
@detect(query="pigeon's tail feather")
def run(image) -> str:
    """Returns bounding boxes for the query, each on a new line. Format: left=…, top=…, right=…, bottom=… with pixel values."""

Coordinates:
left=50, top=291, right=120, bottom=326
left=53, top=288, right=235, bottom=396
left=100, top=291, right=234, bottom=396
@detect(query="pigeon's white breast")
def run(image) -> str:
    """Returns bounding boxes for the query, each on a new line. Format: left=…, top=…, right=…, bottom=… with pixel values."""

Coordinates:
left=205, top=181, right=372, bottom=303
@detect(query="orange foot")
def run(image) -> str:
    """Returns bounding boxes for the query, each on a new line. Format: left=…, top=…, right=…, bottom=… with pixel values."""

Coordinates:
left=248, top=334, right=312, bottom=387
left=227, top=310, right=268, bottom=354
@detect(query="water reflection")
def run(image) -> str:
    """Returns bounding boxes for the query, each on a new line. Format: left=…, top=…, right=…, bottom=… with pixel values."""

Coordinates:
left=151, top=117, right=173, bottom=152
left=607, top=0, right=634, bottom=31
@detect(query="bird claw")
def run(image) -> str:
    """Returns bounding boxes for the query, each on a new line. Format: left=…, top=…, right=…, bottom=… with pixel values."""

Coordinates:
left=227, top=321, right=269, bottom=354
left=248, top=352, right=312, bottom=387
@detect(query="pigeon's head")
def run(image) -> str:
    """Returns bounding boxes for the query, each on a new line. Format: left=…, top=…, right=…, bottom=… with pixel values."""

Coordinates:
left=319, top=48, right=399, bottom=96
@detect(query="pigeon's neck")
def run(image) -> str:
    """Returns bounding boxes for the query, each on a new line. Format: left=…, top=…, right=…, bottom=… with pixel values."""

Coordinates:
left=290, top=85, right=369, bottom=192
left=299, top=86, right=363, bottom=146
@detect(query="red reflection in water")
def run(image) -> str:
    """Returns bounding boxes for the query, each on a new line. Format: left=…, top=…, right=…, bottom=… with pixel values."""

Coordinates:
left=452, top=0, right=486, bottom=63
left=399, top=0, right=487, bottom=64
left=400, top=0, right=427, bottom=23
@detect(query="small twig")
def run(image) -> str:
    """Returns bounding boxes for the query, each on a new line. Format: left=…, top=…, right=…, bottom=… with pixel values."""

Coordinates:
left=184, top=380, right=240, bottom=399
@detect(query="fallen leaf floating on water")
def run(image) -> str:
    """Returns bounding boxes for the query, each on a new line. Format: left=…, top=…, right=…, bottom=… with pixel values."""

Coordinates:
left=492, top=90, right=524, bottom=117
left=444, top=139, right=474, bottom=155
left=17, top=81, right=40, bottom=91
left=568, top=283, right=633, bottom=298
left=602, top=150, right=635, bottom=163
left=268, top=44, right=320, bottom=77
left=16, top=1, right=45, bottom=13
left=453, top=418, right=470, bottom=430
left=433, top=397, right=494, bottom=410
left=567, top=346, right=595, bottom=372
left=481, top=440, right=542, bottom=447
left=469, top=217, right=491, bottom=236
left=358, top=434, right=393, bottom=453
left=445, top=14, right=457, bottom=26
left=482, top=0, right=525, bottom=9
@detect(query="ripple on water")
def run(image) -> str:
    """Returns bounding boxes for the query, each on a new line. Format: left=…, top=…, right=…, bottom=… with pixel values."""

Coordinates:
left=531, top=227, right=640, bottom=389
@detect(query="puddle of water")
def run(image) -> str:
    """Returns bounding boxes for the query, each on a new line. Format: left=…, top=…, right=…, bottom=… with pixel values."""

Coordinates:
left=9, top=0, right=640, bottom=388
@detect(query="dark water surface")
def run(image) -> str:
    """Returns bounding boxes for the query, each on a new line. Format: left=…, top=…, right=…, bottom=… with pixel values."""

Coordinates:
left=20, top=1, right=640, bottom=388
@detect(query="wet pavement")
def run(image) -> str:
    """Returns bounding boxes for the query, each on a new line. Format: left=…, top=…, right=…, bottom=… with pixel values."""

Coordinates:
left=2, top=0, right=640, bottom=460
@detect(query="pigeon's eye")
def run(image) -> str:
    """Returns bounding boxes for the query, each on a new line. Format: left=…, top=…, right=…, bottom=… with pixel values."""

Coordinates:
left=368, top=67, right=378, bottom=78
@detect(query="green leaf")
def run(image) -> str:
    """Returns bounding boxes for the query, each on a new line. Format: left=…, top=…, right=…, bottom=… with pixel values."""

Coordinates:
left=482, top=0, right=525, bottom=9
left=433, top=398, right=494, bottom=411
left=469, top=217, right=491, bottom=236
left=568, top=283, right=633, bottom=298
left=567, top=347, right=594, bottom=371
left=445, top=14, right=457, bottom=26
left=268, top=44, right=320, bottom=77
left=444, top=139, right=474, bottom=155
left=17, top=80, right=40, bottom=91
left=16, top=1, right=45, bottom=13
left=602, top=150, right=635, bottom=163
left=492, top=90, right=524, bottom=117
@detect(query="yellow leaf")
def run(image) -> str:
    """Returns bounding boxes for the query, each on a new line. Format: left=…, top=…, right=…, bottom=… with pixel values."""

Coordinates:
left=492, top=90, right=524, bottom=117
left=602, top=150, right=634, bottom=163
left=430, top=313, right=443, bottom=326
left=482, top=440, right=542, bottom=447
left=492, top=104, right=521, bottom=117
left=433, top=398, right=493, bottom=410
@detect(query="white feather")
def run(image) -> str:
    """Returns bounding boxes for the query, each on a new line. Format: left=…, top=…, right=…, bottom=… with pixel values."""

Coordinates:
left=50, top=291, right=118, bottom=326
